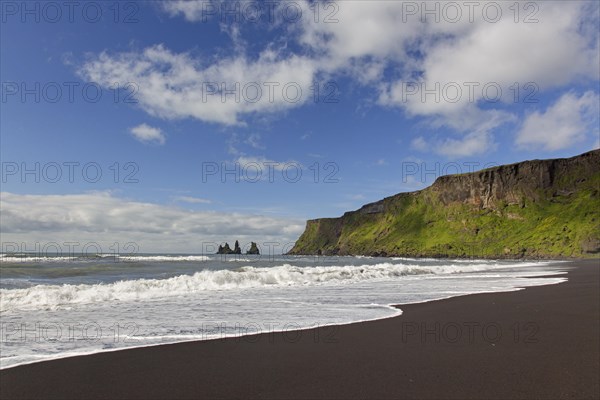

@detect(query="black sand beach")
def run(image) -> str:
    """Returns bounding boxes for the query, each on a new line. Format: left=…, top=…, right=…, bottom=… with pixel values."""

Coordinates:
left=1, top=259, right=598, bottom=399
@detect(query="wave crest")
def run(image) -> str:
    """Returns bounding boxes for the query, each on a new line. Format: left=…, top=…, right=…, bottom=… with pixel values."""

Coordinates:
left=0, top=262, right=530, bottom=311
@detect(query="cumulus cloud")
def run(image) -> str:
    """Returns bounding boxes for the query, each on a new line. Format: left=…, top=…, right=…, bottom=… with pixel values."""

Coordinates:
left=302, top=0, right=598, bottom=155
left=516, top=91, right=600, bottom=151
left=410, top=129, right=497, bottom=159
left=0, top=192, right=304, bottom=253
left=81, top=45, right=317, bottom=126
left=161, top=0, right=207, bottom=22
left=130, top=123, right=166, bottom=145
left=78, top=0, right=599, bottom=156
left=416, top=3, right=599, bottom=98
left=173, top=196, right=212, bottom=204
left=434, top=131, right=497, bottom=159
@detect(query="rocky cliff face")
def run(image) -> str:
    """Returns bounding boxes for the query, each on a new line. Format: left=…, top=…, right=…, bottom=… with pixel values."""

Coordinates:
left=431, top=150, right=598, bottom=208
left=289, top=150, right=600, bottom=258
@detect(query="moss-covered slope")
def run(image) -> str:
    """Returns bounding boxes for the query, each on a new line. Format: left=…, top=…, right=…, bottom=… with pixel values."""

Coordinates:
left=289, top=150, right=600, bottom=258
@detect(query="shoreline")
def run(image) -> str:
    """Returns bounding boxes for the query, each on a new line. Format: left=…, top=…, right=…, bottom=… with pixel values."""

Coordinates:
left=1, top=259, right=598, bottom=399
left=0, top=306, right=407, bottom=373
left=0, top=259, right=566, bottom=371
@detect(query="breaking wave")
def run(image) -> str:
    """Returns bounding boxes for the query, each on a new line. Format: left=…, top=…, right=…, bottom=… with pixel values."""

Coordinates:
left=0, top=261, right=547, bottom=311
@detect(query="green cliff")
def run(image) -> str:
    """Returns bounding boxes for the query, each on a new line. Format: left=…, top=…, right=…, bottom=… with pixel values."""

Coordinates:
left=289, top=150, right=600, bottom=258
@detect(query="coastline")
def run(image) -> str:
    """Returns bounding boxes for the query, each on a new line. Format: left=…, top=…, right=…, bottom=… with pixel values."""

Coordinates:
left=1, top=259, right=598, bottom=399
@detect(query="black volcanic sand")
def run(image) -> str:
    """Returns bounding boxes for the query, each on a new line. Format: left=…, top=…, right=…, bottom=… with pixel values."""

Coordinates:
left=1, top=260, right=598, bottom=399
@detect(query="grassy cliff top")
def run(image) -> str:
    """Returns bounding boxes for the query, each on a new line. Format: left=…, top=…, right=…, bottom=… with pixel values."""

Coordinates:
left=289, top=150, right=600, bottom=259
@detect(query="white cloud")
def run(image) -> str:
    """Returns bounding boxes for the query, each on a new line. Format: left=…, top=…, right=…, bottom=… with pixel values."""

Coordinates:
left=162, top=0, right=287, bottom=24
left=174, top=196, right=212, bottom=204
left=435, top=131, right=497, bottom=159
left=516, top=91, right=600, bottom=151
left=410, top=130, right=496, bottom=159
left=130, top=124, right=166, bottom=145
left=0, top=192, right=304, bottom=253
left=300, top=1, right=598, bottom=156
left=226, top=133, right=242, bottom=155
left=79, top=1, right=599, bottom=156
left=161, top=0, right=206, bottom=22
left=244, top=133, right=265, bottom=149
left=81, top=45, right=317, bottom=126
left=417, top=3, right=599, bottom=101
left=296, top=1, right=424, bottom=72
left=411, top=137, right=428, bottom=152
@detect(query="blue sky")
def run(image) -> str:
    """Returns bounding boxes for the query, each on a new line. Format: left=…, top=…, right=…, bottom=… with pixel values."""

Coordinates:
left=1, top=1, right=599, bottom=253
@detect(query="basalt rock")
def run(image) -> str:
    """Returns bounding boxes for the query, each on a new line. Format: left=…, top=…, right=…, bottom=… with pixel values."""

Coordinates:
left=246, top=242, right=260, bottom=255
left=217, top=243, right=234, bottom=254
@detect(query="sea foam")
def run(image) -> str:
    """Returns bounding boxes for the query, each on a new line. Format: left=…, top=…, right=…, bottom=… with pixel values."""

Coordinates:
left=0, top=261, right=545, bottom=312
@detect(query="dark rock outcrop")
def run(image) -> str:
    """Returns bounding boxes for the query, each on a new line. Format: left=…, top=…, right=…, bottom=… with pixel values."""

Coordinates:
left=430, top=149, right=599, bottom=209
left=581, top=237, right=600, bottom=254
left=217, top=240, right=255, bottom=254
left=246, top=242, right=260, bottom=255
left=217, top=243, right=234, bottom=254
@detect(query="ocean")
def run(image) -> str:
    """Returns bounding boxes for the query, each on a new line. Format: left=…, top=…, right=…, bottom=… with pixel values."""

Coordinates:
left=0, top=253, right=567, bottom=369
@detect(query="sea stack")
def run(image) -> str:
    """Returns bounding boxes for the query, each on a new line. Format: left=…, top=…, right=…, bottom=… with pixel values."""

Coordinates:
left=217, top=240, right=247, bottom=254
left=246, top=242, right=260, bottom=255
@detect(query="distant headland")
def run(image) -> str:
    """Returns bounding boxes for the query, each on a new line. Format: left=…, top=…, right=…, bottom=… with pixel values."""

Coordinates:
left=289, top=150, right=600, bottom=259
